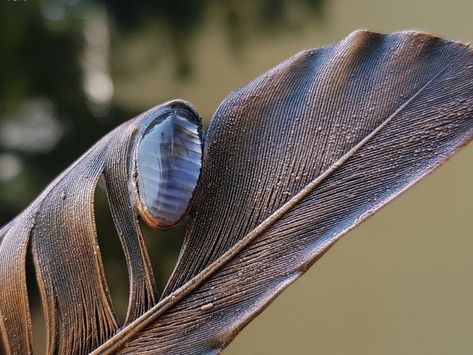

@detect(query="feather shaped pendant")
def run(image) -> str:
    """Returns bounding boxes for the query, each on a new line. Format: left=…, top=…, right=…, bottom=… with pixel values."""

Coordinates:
left=132, top=101, right=203, bottom=229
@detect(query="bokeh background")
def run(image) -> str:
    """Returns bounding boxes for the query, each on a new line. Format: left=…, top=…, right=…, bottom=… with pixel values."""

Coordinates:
left=1, top=0, right=473, bottom=354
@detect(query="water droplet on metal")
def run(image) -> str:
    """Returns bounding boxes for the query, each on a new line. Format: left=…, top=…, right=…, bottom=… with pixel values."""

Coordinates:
left=200, top=303, right=214, bottom=311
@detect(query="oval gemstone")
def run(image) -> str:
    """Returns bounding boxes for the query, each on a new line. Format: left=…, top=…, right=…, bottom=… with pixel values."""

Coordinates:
left=136, top=110, right=202, bottom=229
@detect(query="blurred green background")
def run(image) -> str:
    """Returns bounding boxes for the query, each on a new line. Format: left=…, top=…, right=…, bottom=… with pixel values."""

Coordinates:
left=1, top=0, right=472, bottom=354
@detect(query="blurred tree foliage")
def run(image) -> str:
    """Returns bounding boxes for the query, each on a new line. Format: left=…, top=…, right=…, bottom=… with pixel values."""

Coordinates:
left=0, top=0, right=325, bottom=301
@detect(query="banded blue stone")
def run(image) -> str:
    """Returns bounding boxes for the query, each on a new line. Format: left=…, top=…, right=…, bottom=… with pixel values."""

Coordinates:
left=136, top=108, right=202, bottom=229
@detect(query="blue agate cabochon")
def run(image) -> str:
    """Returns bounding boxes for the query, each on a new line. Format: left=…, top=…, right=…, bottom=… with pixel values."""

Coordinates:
left=135, top=106, right=202, bottom=229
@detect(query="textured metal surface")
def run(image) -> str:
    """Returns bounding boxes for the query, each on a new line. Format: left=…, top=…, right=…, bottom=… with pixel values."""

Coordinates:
left=111, top=31, right=473, bottom=354
left=1, top=31, right=473, bottom=355
left=0, top=100, right=202, bottom=354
